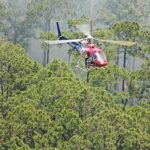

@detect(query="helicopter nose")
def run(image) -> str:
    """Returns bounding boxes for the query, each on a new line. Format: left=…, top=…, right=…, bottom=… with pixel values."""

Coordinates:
left=101, top=60, right=108, bottom=67
left=96, top=60, right=108, bottom=67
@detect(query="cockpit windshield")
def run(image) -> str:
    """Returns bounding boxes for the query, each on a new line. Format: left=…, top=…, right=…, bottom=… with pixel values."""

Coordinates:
left=93, top=52, right=106, bottom=62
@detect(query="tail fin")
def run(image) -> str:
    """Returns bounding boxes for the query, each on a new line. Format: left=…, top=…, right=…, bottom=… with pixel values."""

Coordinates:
left=56, top=22, right=62, bottom=37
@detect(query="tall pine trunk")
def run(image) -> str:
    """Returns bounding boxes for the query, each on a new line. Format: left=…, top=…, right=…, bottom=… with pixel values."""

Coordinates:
left=43, top=16, right=50, bottom=66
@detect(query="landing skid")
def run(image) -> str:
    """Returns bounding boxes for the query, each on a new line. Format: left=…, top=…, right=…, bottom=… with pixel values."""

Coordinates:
left=74, top=65, right=86, bottom=72
left=75, top=65, right=90, bottom=72
left=73, top=58, right=105, bottom=82
left=74, top=57, right=91, bottom=73
left=74, top=58, right=105, bottom=73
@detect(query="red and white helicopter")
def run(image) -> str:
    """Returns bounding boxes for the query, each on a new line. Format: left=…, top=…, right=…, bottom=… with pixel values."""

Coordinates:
left=45, top=22, right=136, bottom=70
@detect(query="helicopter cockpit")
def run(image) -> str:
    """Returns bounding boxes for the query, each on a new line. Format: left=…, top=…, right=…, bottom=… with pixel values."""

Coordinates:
left=92, top=51, right=108, bottom=67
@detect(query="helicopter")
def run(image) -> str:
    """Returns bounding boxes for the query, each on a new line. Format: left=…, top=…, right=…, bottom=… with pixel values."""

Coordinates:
left=45, top=22, right=136, bottom=70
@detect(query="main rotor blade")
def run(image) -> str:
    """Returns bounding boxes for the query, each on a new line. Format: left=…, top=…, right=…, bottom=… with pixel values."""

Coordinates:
left=94, top=38, right=136, bottom=46
left=76, top=24, right=91, bottom=37
left=45, top=39, right=82, bottom=45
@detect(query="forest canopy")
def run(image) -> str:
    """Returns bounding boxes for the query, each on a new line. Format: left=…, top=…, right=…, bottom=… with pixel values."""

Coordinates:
left=0, top=37, right=150, bottom=149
